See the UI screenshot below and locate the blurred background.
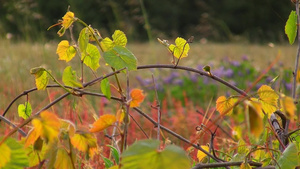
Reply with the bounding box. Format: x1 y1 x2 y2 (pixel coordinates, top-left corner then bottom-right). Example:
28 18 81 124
0 0 295 43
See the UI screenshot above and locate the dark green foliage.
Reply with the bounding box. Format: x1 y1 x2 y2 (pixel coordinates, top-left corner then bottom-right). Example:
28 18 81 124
0 0 294 42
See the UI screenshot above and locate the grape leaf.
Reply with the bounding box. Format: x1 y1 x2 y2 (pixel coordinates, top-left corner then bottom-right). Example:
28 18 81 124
103 45 137 71
54 148 75 169
285 11 297 45
130 89 145 107
18 102 32 119
2 138 29 169
280 95 296 120
25 111 61 146
62 66 83 88
78 27 89 53
101 78 111 99
70 132 97 157
277 143 300 169
89 114 116 133
121 139 191 169
30 67 49 90
216 96 237 115
56 40 76 62
247 101 264 138
0 143 11 168
107 145 120 164
81 43 101 71
197 145 209 162
57 11 75 37
257 85 278 117
100 30 127 52
168 37 190 59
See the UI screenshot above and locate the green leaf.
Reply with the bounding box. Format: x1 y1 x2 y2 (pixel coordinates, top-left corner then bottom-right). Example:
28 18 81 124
81 43 101 71
277 143 300 169
18 102 32 119
121 140 191 169
285 11 297 45
30 67 49 90
101 78 111 100
78 27 89 52
102 156 114 168
103 46 137 71
107 145 120 164
62 66 83 88
3 138 29 169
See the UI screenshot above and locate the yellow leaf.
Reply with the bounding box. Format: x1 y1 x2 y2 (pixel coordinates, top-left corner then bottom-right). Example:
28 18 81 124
240 162 252 169
100 30 127 52
109 165 119 169
60 119 76 137
130 89 145 108
168 37 190 59
280 95 296 120
247 101 264 138
257 85 279 117
89 114 116 133
216 96 237 115
62 11 75 29
0 143 11 168
56 40 76 62
70 132 97 157
116 108 125 124
26 111 61 145
34 69 49 90
54 148 74 169
197 145 209 162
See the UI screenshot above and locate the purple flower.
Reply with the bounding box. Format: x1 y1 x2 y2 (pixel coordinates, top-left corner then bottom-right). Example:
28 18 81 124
163 72 179 84
230 61 240 67
285 83 292 91
242 55 249 61
224 69 234 78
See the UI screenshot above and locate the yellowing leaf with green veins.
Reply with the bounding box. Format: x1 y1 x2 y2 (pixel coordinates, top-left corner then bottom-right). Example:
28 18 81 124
62 11 75 29
257 85 278 117
168 37 190 59
197 145 209 162
89 114 116 132
26 111 61 145
280 95 296 120
81 43 101 71
130 89 145 107
100 30 127 52
216 96 237 115
30 68 49 90
18 102 32 119
62 66 83 88
0 143 11 168
2 138 29 169
54 148 75 169
56 40 76 62
71 132 97 157
78 27 89 53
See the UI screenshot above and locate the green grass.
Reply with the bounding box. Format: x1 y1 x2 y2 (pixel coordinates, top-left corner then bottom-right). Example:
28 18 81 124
0 38 297 117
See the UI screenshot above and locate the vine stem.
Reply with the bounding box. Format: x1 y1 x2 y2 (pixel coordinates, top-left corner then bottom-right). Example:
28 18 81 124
292 1 300 101
151 74 161 142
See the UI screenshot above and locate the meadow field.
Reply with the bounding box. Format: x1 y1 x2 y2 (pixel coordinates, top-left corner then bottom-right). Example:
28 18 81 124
0 38 297 115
